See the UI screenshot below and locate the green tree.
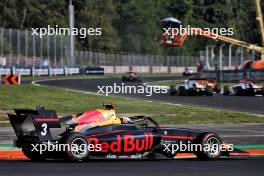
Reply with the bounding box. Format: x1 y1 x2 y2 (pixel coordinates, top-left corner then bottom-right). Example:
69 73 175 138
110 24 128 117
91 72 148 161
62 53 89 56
74 0 120 51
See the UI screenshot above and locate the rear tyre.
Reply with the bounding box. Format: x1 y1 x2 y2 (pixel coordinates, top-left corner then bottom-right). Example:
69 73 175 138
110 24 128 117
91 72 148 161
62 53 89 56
22 143 46 161
205 87 213 96
137 76 142 82
178 86 186 96
223 85 230 96
64 132 89 161
169 85 177 95
195 133 222 160
122 76 127 82
234 86 242 96
215 84 221 93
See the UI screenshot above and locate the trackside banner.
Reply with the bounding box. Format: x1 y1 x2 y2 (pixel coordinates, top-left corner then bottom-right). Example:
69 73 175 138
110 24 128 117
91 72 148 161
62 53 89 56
50 68 64 75
0 67 11 75
65 67 80 75
85 67 104 75
15 68 32 75
33 68 49 76
0 66 104 76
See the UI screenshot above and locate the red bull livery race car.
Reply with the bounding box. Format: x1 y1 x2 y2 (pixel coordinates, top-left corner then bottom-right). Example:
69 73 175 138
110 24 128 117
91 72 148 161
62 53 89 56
8 104 247 161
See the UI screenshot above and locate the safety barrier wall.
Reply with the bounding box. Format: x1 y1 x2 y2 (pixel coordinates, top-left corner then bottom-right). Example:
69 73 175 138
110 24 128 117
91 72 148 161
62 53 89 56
102 66 196 74
1 65 199 75
203 69 264 82
0 67 81 76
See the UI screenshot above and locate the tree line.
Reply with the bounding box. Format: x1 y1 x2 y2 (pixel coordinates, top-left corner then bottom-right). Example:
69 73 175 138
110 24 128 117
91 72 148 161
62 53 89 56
0 0 263 56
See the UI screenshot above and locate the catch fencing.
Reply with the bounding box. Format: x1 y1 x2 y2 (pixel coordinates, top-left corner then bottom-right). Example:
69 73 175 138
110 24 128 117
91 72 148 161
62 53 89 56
0 28 256 72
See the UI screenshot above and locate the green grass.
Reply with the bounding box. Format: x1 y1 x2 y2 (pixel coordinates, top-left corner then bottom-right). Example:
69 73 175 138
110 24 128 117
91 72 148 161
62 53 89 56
0 84 263 125
22 73 179 81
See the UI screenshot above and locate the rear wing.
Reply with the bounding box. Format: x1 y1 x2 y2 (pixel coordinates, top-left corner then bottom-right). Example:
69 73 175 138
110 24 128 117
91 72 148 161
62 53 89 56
8 106 61 142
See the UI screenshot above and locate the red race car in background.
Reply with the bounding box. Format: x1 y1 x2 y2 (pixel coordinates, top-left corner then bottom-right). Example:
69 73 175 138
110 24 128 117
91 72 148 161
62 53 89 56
122 72 142 82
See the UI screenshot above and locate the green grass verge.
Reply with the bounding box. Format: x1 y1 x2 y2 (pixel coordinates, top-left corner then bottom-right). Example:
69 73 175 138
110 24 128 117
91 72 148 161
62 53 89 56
0 84 263 125
21 73 178 81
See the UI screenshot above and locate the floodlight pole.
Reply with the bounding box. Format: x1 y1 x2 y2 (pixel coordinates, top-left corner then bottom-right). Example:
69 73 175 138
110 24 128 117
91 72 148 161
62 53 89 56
69 0 75 66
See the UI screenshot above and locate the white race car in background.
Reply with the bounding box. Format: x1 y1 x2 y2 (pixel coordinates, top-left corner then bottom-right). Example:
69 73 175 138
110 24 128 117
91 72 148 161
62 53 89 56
223 80 264 96
170 79 213 96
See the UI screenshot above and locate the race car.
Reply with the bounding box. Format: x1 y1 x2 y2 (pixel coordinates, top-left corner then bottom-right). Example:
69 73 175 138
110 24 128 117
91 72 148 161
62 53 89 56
122 72 142 82
190 77 221 93
182 67 195 76
8 104 246 161
169 79 213 96
223 80 264 96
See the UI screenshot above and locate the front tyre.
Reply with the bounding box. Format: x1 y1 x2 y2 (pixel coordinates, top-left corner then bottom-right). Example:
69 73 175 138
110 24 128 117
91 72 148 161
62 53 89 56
122 76 127 82
169 85 177 95
137 76 142 82
234 86 242 96
178 86 186 96
195 133 222 160
64 132 89 161
215 84 221 93
223 85 230 96
205 87 213 96
261 87 264 97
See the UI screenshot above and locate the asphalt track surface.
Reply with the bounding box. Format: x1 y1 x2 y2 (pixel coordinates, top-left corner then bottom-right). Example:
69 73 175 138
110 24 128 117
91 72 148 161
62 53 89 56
1 77 264 176
0 124 263 176
36 76 264 115
0 158 263 176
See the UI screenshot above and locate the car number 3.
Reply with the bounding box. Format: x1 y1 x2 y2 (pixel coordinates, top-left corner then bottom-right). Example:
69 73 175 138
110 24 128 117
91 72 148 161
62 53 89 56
41 123 48 136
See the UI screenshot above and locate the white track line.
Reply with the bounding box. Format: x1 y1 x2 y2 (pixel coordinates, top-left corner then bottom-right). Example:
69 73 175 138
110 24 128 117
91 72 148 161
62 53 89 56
222 134 264 138
32 78 264 116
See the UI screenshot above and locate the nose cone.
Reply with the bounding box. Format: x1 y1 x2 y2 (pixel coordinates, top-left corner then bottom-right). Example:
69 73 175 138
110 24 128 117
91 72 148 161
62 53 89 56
161 17 182 24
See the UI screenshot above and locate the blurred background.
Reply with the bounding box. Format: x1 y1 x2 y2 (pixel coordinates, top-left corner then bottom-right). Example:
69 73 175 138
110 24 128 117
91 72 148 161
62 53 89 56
0 0 263 69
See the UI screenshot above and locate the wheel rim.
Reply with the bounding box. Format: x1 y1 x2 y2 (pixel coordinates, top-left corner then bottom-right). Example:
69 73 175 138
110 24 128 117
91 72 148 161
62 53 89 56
204 137 221 157
70 138 88 158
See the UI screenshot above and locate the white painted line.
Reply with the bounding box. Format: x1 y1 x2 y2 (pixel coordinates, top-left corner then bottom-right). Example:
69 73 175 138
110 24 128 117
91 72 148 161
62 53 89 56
32 79 186 108
0 121 10 123
32 80 109 97
161 102 183 106
222 134 264 138
32 78 264 117
249 113 264 117
143 81 169 89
